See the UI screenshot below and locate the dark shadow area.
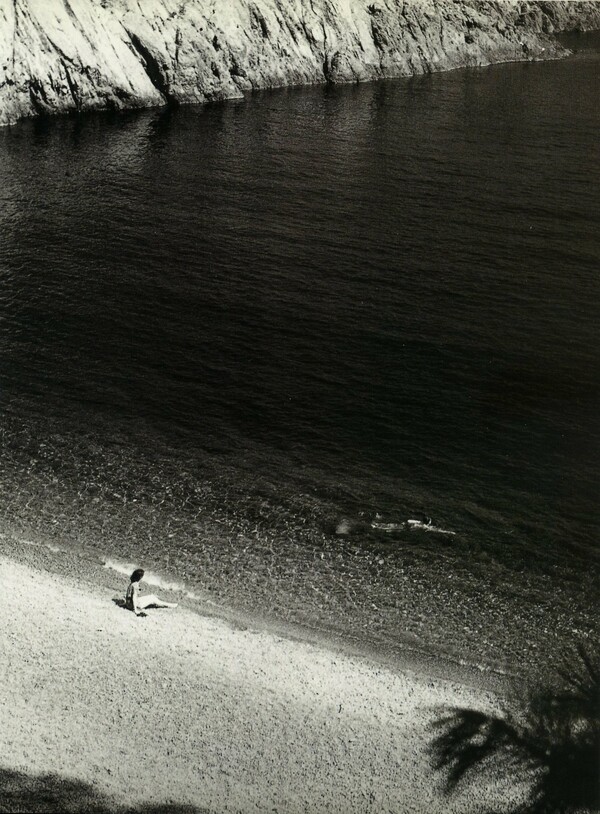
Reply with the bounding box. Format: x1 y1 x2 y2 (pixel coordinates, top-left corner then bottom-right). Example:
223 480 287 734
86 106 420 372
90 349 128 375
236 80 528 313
0 766 212 813
428 647 600 814
111 597 147 617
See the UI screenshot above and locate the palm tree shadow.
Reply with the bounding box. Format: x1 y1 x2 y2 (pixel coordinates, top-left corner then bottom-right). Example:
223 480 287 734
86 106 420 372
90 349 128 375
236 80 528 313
0 767 213 813
427 646 600 814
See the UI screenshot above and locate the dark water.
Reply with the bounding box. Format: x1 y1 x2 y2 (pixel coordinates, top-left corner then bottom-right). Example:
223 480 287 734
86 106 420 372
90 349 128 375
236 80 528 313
0 43 598 676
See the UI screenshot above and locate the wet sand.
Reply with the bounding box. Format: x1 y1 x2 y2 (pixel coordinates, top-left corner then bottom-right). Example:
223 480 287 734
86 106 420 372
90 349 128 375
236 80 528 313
0 542 522 813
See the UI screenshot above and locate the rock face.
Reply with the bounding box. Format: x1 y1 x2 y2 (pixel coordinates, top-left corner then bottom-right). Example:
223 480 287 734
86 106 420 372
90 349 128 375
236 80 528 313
1 1 599 127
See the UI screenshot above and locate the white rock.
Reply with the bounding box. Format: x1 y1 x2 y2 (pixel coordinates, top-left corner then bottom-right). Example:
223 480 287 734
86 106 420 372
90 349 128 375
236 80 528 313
1 0 600 126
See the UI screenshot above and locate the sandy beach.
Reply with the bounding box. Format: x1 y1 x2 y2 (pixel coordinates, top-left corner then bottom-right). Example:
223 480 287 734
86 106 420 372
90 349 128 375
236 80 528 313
0 540 524 814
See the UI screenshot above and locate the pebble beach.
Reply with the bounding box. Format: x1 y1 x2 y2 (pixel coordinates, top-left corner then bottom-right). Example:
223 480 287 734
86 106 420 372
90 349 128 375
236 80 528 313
0 539 526 814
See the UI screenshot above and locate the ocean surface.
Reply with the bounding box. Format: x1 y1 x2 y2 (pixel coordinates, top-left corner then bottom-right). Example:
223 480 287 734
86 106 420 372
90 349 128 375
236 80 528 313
0 36 598 678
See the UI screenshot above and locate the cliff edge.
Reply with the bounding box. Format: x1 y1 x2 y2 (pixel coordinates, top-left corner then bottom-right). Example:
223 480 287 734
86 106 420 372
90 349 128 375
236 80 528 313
1 1 599 127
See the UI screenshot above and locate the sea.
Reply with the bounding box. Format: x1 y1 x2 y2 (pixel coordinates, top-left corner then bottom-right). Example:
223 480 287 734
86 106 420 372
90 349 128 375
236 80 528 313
0 34 598 680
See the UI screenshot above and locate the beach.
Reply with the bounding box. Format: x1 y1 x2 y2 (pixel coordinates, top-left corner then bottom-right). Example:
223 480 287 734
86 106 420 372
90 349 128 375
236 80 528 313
0 541 520 814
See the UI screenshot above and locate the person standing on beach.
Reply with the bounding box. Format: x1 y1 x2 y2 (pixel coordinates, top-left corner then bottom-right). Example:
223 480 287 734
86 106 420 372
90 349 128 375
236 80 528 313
125 569 178 616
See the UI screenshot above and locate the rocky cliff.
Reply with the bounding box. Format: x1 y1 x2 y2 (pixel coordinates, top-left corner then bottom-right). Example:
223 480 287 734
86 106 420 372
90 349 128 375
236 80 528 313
1 1 599 127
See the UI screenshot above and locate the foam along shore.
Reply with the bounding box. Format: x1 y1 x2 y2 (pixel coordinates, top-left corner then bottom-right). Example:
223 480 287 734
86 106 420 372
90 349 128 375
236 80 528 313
0 546 526 814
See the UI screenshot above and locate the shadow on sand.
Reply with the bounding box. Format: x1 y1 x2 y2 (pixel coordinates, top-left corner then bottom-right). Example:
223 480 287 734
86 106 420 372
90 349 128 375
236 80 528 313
0 767 212 813
112 597 147 616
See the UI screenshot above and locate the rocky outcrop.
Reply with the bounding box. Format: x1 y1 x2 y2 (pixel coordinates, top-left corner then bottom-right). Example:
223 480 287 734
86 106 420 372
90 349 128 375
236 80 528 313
1 1 599 127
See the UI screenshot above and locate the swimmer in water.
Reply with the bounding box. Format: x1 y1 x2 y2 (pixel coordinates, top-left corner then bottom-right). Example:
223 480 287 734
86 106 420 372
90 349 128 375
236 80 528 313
125 568 178 616
408 515 433 527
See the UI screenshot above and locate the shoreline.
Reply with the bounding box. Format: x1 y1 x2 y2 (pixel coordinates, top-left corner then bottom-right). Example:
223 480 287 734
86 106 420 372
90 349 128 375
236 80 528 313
0 540 521 813
0 47 573 133
2 1 600 128
0 531 516 697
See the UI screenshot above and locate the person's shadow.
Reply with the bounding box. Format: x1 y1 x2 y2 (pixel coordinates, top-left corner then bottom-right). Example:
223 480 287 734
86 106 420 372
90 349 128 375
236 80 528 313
0 766 211 812
112 598 147 617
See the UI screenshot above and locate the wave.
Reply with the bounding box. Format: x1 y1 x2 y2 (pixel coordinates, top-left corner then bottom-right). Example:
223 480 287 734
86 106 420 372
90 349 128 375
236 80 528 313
0 532 64 554
103 558 200 599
